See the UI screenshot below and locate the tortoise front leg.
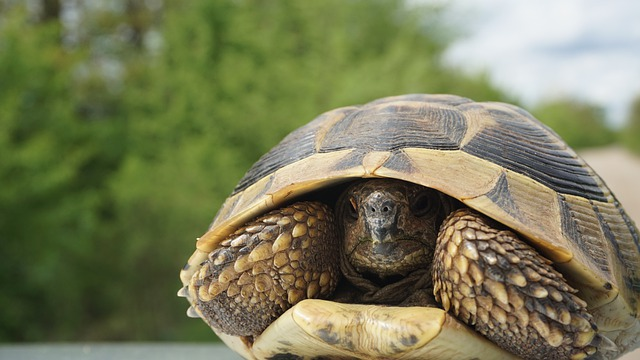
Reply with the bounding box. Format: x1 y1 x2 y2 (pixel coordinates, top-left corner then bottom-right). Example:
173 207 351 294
187 202 341 337
433 209 598 360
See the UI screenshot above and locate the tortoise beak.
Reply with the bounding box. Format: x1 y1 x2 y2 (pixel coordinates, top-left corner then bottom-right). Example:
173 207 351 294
364 191 399 244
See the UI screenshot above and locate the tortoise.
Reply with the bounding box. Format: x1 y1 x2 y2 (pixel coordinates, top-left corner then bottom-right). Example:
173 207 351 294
178 94 640 359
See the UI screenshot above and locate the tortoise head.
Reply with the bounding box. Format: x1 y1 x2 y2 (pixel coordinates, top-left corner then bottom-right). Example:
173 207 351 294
339 179 451 280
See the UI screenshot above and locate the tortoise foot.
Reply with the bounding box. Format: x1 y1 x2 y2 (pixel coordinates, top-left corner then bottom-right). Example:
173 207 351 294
187 201 340 336
433 208 599 360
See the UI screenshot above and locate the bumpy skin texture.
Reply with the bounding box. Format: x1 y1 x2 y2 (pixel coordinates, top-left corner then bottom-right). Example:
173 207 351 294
340 180 446 278
433 209 598 360
336 180 453 305
189 180 600 358
188 202 340 336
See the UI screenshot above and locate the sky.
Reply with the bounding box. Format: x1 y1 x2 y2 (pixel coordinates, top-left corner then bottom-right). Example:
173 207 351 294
438 0 640 127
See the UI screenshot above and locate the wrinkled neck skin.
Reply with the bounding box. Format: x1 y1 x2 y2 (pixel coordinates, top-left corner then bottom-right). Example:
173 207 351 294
335 179 458 304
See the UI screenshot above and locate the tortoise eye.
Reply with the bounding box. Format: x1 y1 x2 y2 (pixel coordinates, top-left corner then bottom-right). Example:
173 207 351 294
411 191 435 217
347 197 359 220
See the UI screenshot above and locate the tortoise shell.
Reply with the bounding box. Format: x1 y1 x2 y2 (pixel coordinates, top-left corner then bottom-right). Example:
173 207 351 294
180 94 640 358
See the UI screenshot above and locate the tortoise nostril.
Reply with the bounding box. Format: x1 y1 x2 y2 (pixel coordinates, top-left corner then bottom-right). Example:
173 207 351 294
364 193 396 217
369 205 392 213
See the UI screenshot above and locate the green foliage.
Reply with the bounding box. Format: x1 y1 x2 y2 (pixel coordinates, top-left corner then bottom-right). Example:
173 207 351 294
531 98 616 149
0 0 534 342
621 95 640 153
0 8 125 340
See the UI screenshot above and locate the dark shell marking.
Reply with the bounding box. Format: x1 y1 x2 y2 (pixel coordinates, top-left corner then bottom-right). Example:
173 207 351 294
234 95 603 202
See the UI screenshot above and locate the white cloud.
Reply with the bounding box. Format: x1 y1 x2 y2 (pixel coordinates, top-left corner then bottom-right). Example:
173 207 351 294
441 0 640 126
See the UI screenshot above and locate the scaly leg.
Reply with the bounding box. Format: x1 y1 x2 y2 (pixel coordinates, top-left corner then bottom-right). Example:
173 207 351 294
433 209 598 360
188 202 341 337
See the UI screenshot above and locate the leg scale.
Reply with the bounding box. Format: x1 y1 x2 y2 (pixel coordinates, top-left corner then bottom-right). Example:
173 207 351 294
188 201 340 337
433 209 598 360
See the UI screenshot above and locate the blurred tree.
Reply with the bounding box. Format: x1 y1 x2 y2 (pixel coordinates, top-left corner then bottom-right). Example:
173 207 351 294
40 0 61 23
0 7 107 341
621 95 640 153
0 1 155 341
531 98 616 149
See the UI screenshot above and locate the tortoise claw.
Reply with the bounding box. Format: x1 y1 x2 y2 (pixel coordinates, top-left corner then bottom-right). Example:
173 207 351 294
177 286 189 298
186 306 201 319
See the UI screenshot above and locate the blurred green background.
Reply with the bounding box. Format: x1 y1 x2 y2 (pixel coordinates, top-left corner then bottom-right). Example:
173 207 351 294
1 0 639 343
